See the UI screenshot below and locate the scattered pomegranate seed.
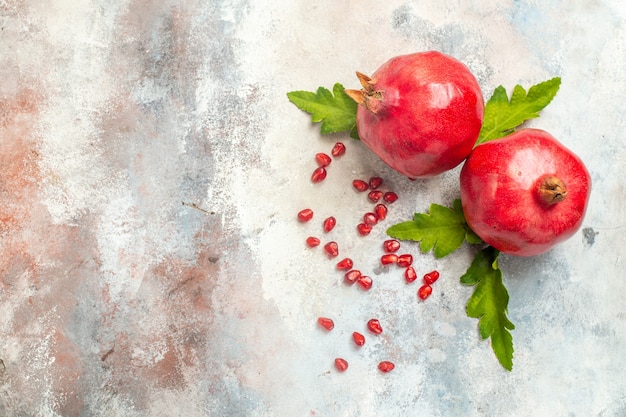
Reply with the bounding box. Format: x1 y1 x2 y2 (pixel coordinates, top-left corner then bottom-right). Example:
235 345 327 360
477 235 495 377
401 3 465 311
352 179 369 192
352 331 366 346
378 361 395 372
380 254 398 265
368 190 383 202
417 284 433 300
336 258 353 270
404 266 417 283
369 176 383 189
317 317 334 331
374 204 388 220
423 270 440 285
363 212 378 226
315 153 332 167
344 269 362 284
383 191 399 203
367 319 383 334
306 236 321 247
311 167 327 183
323 241 339 258
323 216 336 232
397 254 413 267
383 239 400 253
334 358 349 372
357 223 372 236
331 142 346 157
356 275 372 290
298 208 314 222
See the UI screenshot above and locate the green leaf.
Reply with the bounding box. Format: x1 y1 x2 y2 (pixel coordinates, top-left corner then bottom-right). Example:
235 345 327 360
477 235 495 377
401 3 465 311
476 77 561 145
386 199 482 258
287 83 359 138
461 247 515 371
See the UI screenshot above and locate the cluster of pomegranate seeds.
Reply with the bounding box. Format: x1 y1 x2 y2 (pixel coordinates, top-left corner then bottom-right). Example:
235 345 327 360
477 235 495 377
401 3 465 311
309 142 345 183
418 270 441 300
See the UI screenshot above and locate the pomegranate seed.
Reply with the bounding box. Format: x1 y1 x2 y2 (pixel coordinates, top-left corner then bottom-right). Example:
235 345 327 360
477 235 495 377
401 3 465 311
336 258 354 271
315 152 332 167
298 208 314 222
367 319 383 334
368 190 383 202
369 176 383 189
331 141 346 157
344 269 362 284
317 317 334 331
418 284 433 300
352 331 366 346
306 236 321 247
323 241 339 258
357 223 372 236
380 254 398 265
323 216 336 233
334 358 349 372
397 254 413 267
423 270 440 285
363 212 378 226
357 275 372 290
374 204 388 220
311 167 327 183
352 179 369 192
383 191 399 203
378 361 395 372
383 239 400 253
404 266 417 283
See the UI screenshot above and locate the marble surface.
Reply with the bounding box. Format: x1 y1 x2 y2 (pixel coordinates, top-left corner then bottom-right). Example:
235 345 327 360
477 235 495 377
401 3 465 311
1 0 625 416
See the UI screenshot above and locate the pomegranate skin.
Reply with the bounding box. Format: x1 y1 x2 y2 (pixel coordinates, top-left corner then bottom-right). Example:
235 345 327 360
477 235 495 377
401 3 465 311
354 51 484 178
460 128 591 256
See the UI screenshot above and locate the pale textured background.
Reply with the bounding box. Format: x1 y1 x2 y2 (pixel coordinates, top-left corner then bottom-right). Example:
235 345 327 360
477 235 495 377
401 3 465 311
1 0 625 416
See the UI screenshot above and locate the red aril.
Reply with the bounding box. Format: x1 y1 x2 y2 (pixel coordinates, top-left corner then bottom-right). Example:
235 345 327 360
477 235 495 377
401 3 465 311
323 241 339 258
352 331 366 346
383 239 400 252
368 190 383 202
334 358 349 372
417 284 433 300
380 254 398 265
315 153 332 167
378 361 395 372
311 167 327 183
374 204 388 220
357 223 372 236
383 191 398 203
344 269 362 284
346 51 484 178
317 317 334 331
298 208 314 222
306 236 321 247
367 319 383 334
336 258 354 270
423 270 440 285
331 141 346 157
352 179 369 192
397 254 413 267
357 275 372 290
323 216 336 232
363 212 378 226
404 266 417 283
369 176 383 189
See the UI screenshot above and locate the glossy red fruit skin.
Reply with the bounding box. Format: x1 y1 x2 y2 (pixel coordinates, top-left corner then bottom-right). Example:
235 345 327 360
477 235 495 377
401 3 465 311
353 51 484 178
460 128 591 256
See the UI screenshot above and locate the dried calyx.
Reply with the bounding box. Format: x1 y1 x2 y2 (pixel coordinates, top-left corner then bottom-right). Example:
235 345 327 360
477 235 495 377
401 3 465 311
537 175 568 205
345 72 384 114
